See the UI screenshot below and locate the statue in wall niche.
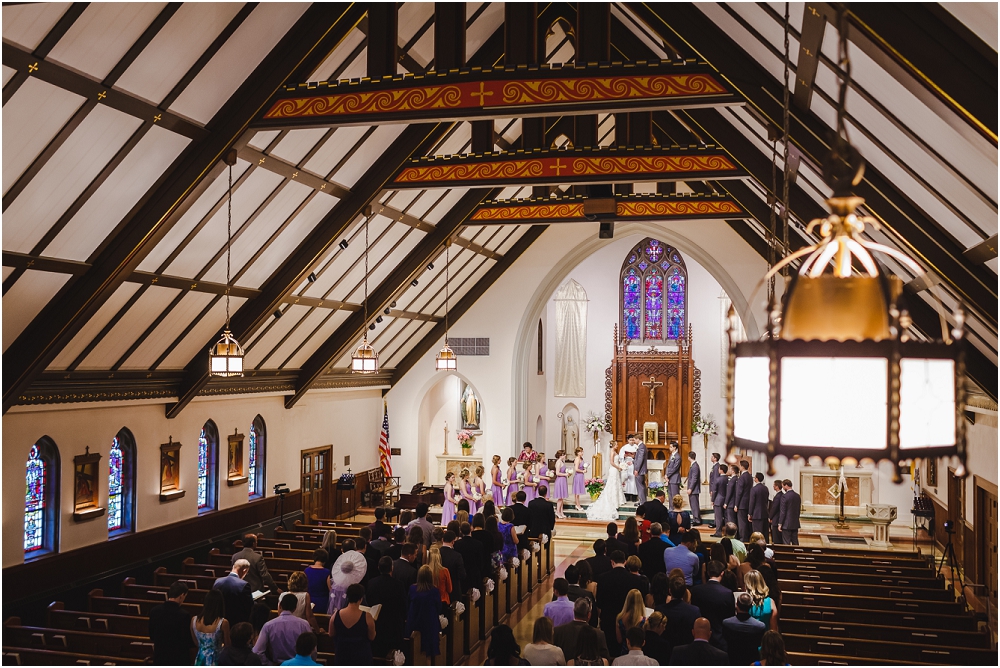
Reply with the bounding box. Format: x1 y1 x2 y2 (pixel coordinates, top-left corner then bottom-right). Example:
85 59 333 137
462 384 481 430
560 414 579 452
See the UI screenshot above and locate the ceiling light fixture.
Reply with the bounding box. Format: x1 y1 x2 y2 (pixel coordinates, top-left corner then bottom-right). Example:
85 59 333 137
351 214 378 374
725 8 966 479
209 149 244 378
436 239 457 372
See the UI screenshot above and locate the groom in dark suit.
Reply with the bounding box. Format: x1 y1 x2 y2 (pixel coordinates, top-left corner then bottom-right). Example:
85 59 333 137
666 442 681 500
633 434 648 503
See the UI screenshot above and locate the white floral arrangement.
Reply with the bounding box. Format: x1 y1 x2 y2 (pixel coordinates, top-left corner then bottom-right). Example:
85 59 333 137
501 477 509 486
521 549 530 561
453 601 466 616
470 588 481 602
541 534 549 545
531 542 541 553
499 566 508 581
439 614 448 629
584 411 607 434
485 578 495 593
692 414 719 435
511 556 520 568
516 472 525 483
391 650 405 666
473 492 482 501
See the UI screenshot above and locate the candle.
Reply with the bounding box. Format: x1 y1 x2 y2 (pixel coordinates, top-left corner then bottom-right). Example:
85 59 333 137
634 420 637 432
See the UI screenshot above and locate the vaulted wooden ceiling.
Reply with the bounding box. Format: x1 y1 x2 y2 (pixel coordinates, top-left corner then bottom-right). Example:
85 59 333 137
3 2 996 415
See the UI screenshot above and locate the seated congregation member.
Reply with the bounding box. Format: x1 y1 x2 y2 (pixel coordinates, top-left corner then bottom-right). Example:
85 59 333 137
665 495 691 544
148 581 195 665
232 534 277 595
659 576 699 648
722 593 766 665
637 523 668 578
614 589 647 655
744 569 780 631
611 626 658 666
567 624 609 666
356 527 379 587
618 517 642 556
644 489 670 526
428 545 453 605
405 565 442 661
408 502 435 546
328 584 375 665
634 507 651 542
498 507 521 562
218 622 262 666
485 624 529 666
280 632 321 666
641 612 672 666
278 572 321 632
623 556 650 606
605 523 628 558
254 594 311 665
523 616 567 666
249 602 271 645
455 522 484 592
585 539 613 579
305 550 331 613
439 530 467 594
741 543 780 599
724 522 747 562
553 599 609 662
596 551 646 657
320 531 341 569
689 561 734 649
366 556 407 658
662 530 700 585
369 506 392 540
565 563 596 607
754 630 788 666
392 542 419 589
668 618 728 666
511 491 531 536
386 527 406 560
528 485 557 537
546 578 577 627
213 558 253 625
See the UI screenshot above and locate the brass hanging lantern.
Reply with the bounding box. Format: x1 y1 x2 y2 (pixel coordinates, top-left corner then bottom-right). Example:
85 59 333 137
435 239 457 371
209 149 244 378
351 213 379 374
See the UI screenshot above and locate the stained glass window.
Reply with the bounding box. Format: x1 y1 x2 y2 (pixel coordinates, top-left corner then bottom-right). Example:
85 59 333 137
24 445 45 552
108 438 123 531
620 238 687 343
248 416 265 500
198 428 209 509
198 422 218 513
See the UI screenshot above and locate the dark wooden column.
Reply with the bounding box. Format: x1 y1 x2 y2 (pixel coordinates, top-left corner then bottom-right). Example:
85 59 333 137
506 2 543 196
367 3 398 78
574 2 610 148
434 2 466 69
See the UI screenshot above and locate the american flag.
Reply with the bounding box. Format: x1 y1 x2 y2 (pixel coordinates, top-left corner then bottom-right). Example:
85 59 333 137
379 401 392 478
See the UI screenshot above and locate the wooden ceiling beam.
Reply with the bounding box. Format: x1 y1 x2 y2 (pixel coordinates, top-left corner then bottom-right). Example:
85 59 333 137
2 1 89 105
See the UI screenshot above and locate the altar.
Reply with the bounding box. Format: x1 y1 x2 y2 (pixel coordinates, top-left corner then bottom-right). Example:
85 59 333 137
435 453 483 484
800 466 874 516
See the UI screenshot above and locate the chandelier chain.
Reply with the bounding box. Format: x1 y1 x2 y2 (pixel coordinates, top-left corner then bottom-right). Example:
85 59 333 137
363 214 369 342
225 161 232 329
835 8 852 143
445 241 450 344
781 1 791 276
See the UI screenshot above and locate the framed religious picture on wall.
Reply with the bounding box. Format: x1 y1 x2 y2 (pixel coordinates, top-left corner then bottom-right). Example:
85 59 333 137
73 447 104 521
160 438 185 501
227 429 248 486
927 458 938 488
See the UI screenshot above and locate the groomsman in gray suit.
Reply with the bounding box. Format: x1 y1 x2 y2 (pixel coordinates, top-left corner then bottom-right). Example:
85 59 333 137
633 435 648 503
665 442 681 500
708 453 721 528
686 451 702 524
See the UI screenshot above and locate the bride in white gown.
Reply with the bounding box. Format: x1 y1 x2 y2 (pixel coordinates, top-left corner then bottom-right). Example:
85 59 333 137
587 441 626 521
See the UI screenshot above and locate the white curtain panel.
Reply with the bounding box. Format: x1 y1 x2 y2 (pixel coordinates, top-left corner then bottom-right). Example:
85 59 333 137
555 280 588 397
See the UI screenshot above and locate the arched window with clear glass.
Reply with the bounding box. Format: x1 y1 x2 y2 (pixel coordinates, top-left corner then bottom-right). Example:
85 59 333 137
248 415 266 500
25 437 60 558
198 421 219 513
108 428 136 536
620 238 688 343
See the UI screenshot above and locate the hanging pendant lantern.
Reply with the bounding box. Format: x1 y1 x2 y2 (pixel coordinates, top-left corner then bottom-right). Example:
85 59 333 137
209 149 244 378
352 213 379 374
436 239 457 371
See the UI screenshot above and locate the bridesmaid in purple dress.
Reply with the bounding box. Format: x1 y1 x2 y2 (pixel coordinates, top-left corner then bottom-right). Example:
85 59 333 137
553 450 570 519
473 466 487 515
572 447 587 510
442 472 458 525
522 462 536 503
491 455 505 507
459 469 477 511
505 457 519 505
537 454 551 496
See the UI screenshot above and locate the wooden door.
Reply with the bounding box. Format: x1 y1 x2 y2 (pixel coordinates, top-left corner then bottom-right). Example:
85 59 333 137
948 468 965 564
301 447 332 522
978 485 998 604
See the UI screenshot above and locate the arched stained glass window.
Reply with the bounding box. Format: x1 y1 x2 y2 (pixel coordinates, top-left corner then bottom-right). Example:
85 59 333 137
249 415 266 500
108 428 136 536
24 437 60 558
620 238 687 344
198 421 219 513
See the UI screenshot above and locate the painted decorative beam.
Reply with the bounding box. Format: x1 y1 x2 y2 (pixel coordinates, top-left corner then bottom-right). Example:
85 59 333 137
252 59 741 129
389 145 743 189
467 193 745 224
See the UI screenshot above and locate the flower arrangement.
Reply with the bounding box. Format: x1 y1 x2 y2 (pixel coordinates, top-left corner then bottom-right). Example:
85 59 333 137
485 578 495 593
531 541 540 553
692 414 719 435
453 601 466 616
470 588 481 602
392 650 405 666
521 549 530 561
457 429 475 449
439 614 448 629
585 478 605 498
584 411 607 434
541 534 549 545
512 556 520 568
649 481 664 491
499 566 508 581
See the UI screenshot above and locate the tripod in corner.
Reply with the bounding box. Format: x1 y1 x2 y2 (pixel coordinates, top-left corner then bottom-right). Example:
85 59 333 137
936 525 965 605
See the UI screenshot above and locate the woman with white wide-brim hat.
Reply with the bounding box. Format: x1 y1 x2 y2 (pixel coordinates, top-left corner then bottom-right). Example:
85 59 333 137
327 550 367 614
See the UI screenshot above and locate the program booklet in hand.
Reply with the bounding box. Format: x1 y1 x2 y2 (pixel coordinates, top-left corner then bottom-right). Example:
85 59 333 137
360 604 382 620
252 590 269 601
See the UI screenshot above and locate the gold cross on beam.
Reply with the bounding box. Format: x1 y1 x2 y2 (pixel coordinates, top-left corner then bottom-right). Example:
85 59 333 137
641 375 663 415
471 81 493 106
550 158 566 176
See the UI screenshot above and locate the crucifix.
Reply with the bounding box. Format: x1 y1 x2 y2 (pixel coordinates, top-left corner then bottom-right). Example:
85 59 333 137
641 375 663 415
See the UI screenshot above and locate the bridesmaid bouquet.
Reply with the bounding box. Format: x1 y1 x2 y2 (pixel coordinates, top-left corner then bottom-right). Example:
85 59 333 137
516 472 525 484
473 492 482 501
501 477 509 486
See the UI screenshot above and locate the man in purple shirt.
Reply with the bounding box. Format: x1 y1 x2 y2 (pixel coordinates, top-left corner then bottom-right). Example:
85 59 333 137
253 595 312 665
544 578 576 628
662 531 700 585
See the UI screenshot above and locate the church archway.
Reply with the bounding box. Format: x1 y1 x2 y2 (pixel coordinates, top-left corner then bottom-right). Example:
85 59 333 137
510 223 763 443
414 371 488 485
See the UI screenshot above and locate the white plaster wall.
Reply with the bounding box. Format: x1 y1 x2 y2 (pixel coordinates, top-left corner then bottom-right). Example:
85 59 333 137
922 415 998 528
3 389 383 568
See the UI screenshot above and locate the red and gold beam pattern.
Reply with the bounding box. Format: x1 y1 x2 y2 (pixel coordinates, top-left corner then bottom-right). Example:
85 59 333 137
468 194 746 225
254 60 741 129
390 145 744 189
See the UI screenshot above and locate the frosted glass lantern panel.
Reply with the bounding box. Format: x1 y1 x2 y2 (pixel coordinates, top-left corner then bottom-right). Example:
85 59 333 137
899 358 956 449
733 357 769 444
780 357 888 449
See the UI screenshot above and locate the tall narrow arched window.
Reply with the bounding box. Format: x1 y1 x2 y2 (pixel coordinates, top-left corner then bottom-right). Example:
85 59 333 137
248 415 266 500
108 428 136 536
620 238 687 343
198 421 219 513
24 437 60 558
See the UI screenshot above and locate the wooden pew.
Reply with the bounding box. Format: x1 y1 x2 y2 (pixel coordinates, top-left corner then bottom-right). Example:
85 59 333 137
786 650 937 665
152 568 214 590
3 620 153 660
783 633 997 664
779 618 993 648
777 561 937 579
781 590 965 614
781 603 980 631
778 578 955 601
47 603 148 637
1 646 146 665
771 545 926 561
778 568 942 589
88 589 200 617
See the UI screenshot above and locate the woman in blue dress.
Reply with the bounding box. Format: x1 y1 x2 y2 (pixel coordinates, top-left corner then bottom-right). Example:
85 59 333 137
497 507 520 563
191 589 229 665
405 565 443 660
